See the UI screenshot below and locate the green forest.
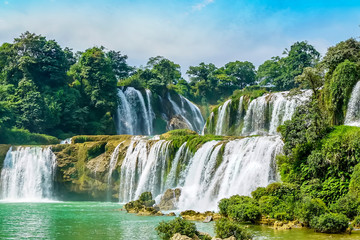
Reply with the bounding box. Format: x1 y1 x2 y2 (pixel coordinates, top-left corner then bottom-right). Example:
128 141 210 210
0 32 324 143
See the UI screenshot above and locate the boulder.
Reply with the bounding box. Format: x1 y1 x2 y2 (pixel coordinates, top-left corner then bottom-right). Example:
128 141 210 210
167 116 191 131
180 210 221 221
158 188 182 211
171 233 199 240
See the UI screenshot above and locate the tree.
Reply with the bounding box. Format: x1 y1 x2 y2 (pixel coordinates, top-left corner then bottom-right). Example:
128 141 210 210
147 56 182 85
258 41 320 90
106 50 133 79
321 38 360 74
295 67 324 99
222 61 256 88
71 47 118 112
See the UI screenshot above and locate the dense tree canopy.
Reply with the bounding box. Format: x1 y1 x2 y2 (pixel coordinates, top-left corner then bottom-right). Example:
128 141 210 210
257 41 320 90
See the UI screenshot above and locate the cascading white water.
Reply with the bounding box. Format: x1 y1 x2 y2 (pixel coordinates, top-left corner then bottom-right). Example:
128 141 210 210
215 99 232 135
167 93 205 133
115 87 153 135
181 96 205 132
146 89 156 130
107 142 124 185
177 136 283 212
210 90 311 136
345 81 360 126
116 87 205 135
115 88 135 135
0 147 57 201
164 142 188 190
117 135 283 211
242 91 311 135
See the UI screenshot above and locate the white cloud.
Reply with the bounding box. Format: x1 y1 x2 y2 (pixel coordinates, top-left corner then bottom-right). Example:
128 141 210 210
192 0 214 11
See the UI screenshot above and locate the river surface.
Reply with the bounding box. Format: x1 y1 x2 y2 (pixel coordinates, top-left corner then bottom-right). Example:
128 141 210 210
0 201 359 240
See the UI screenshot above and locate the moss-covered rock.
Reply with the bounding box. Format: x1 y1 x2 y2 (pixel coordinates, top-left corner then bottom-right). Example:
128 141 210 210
0 144 11 168
158 188 182 211
52 135 132 201
124 192 163 216
180 210 221 221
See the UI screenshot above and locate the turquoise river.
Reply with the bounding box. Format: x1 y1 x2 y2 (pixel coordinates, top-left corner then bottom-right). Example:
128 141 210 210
0 201 360 240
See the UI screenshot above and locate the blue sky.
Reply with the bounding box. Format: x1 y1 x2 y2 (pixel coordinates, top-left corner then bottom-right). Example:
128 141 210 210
0 0 359 76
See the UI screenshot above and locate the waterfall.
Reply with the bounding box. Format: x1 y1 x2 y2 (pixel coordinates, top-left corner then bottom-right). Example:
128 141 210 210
115 88 135 135
164 142 188 190
167 93 205 133
177 136 283 211
215 99 232 135
117 136 283 211
181 96 205 132
345 81 360 126
0 147 57 202
107 142 124 184
116 87 205 135
115 87 153 135
146 89 156 130
207 90 311 136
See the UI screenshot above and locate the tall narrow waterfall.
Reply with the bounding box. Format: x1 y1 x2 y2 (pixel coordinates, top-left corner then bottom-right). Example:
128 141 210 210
215 99 232 135
0 147 57 201
345 81 360 126
117 136 283 211
115 87 153 135
206 90 311 136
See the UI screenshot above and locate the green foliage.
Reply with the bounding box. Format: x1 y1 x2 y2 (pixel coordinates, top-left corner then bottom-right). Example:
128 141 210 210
258 41 320 90
310 213 349 233
87 141 106 159
139 192 153 203
325 60 360 124
219 195 260 222
321 38 360 74
349 163 360 196
352 216 360 228
155 217 198 240
215 218 252 240
228 202 261 223
251 187 266 201
124 191 156 212
0 128 59 145
0 32 134 142
330 193 360 219
295 197 328 224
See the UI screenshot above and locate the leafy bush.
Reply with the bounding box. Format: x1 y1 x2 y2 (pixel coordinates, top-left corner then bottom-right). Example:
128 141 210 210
138 192 155 207
228 202 261 223
295 197 328 224
251 187 266 201
352 216 360 228
0 128 59 145
219 195 255 217
156 217 198 240
349 163 360 196
258 195 295 221
215 218 252 240
310 213 349 233
330 193 360 219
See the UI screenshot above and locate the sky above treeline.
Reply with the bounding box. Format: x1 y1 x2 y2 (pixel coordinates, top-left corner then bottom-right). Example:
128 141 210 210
0 0 359 76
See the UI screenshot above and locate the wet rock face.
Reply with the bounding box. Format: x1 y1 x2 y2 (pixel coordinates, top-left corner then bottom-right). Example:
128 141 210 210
157 188 182 211
167 116 191 131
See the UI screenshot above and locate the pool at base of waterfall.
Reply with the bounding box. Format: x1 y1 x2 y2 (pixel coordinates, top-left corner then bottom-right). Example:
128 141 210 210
0 201 359 240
